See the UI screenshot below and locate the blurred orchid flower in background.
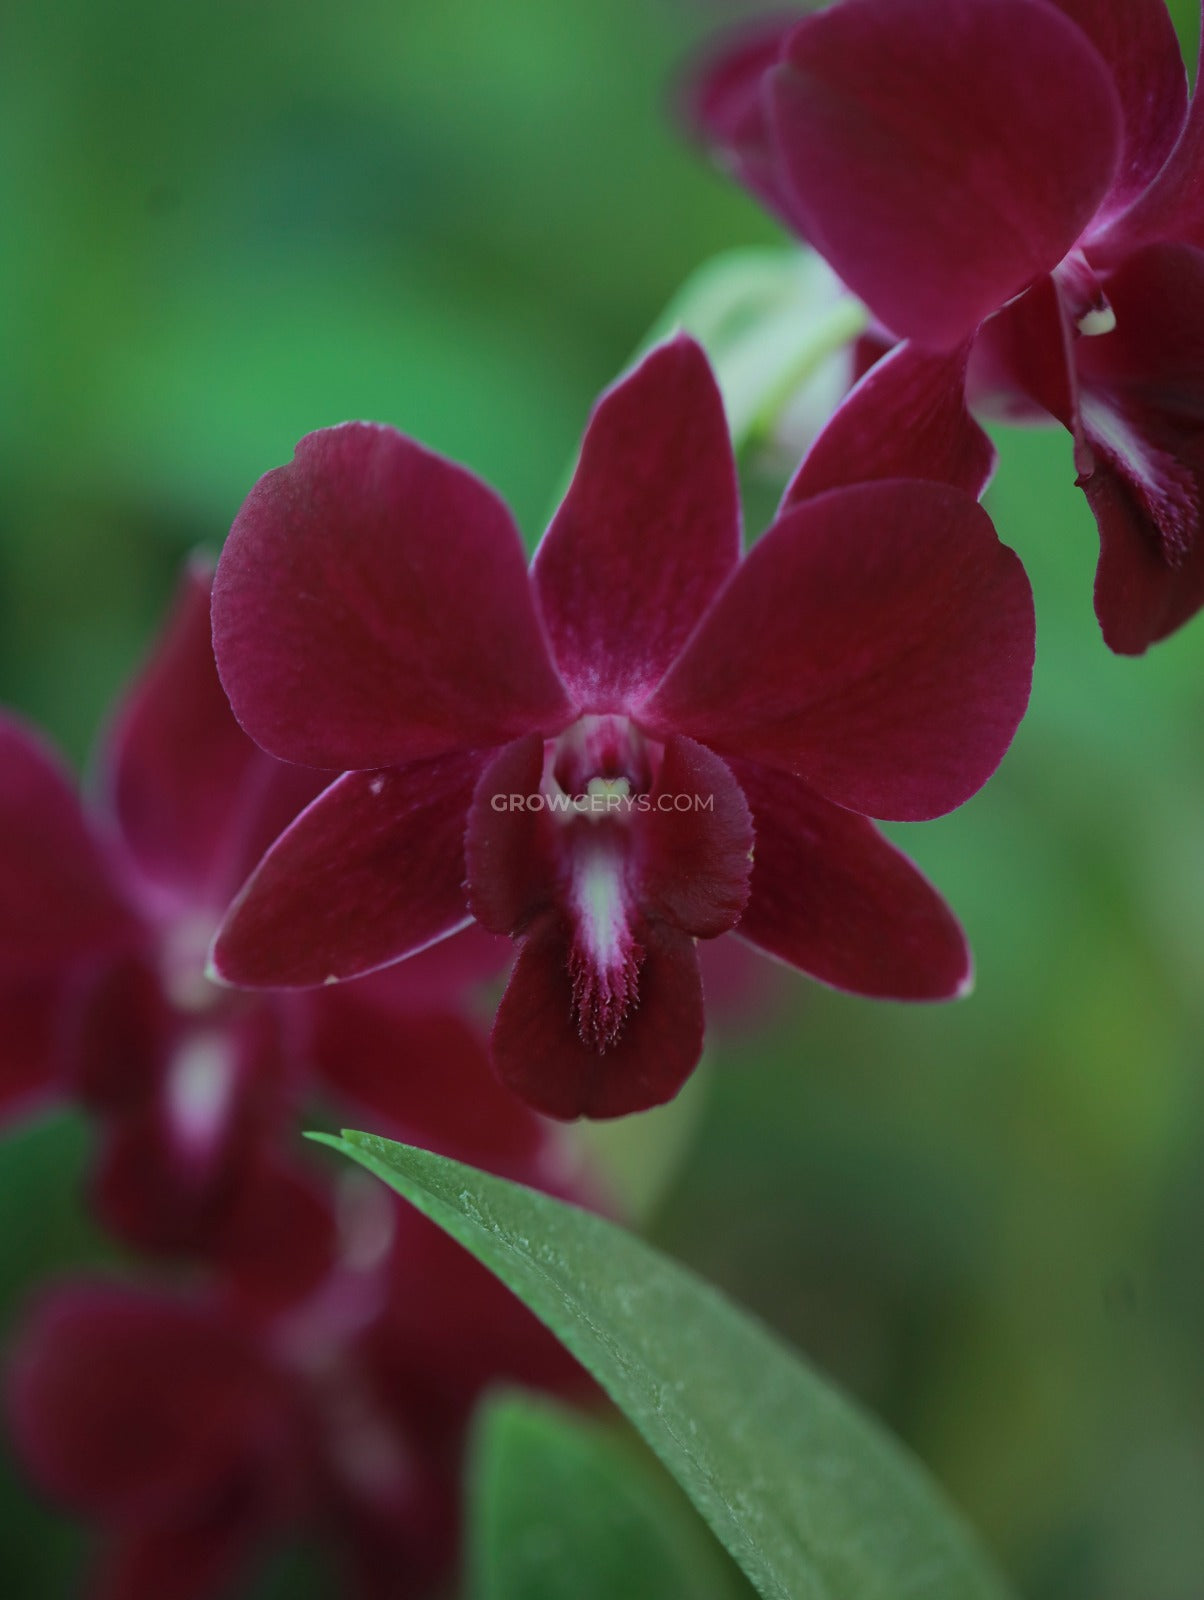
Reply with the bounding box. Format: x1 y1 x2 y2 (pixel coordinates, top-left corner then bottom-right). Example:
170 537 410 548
0 563 584 1293
686 0 1204 652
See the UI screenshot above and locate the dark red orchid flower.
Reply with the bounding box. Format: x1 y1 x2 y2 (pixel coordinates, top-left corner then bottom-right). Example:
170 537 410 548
0 563 546 1293
211 334 1034 1120
686 0 1204 653
5 1198 589 1600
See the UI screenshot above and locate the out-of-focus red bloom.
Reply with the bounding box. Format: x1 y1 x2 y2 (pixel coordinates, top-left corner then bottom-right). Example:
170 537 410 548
686 0 1204 653
0 562 544 1296
211 334 1034 1120
5 1191 589 1600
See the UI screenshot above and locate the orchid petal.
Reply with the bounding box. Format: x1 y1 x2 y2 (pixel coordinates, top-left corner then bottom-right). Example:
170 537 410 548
680 12 807 231
93 1126 335 1317
1075 242 1204 651
532 337 741 709
67 954 172 1113
213 423 571 770
88 1009 294 1259
1090 36 1203 259
370 1205 594 1412
637 736 752 938
93 1514 268 1600
489 913 704 1120
100 560 321 909
783 340 995 507
967 273 1077 425
306 995 548 1177
211 752 482 988
644 480 1035 821
464 735 556 937
0 976 67 1124
338 924 508 1008
734 760 970 999
1087 463 1204 653
207 1156 339 1316
5 1285 295 1522
769 0 1122 347
1037 244 1204 653
698 937 790 1029
974 248 1204 654
0 715 138 973
1049 0 1187 227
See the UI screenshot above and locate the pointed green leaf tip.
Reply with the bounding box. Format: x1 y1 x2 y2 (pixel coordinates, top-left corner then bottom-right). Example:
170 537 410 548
310 1130 1018 1600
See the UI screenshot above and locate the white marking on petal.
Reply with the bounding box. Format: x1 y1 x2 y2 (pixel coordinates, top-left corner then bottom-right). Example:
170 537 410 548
369 776 384 796
1078 392 1195 563
1080 394 1153 479
568 843 642 1050
167 1031 236 1155
573 849 628 973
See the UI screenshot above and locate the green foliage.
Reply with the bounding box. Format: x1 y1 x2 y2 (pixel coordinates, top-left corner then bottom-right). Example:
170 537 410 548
468 1394 753 1600
316 1132 1018 1600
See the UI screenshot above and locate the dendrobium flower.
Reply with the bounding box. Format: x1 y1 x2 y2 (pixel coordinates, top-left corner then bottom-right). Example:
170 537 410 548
211 334 1034 1119
0 563 541 1287
6 1195 589 1600
686 0 1204 652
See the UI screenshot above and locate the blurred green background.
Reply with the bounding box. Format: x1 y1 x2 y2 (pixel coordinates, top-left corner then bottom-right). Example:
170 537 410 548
2 0 1203 1595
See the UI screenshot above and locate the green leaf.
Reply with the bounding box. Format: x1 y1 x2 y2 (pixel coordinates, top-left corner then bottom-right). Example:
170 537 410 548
312 1132 1018 1600
469 1394 753 1600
